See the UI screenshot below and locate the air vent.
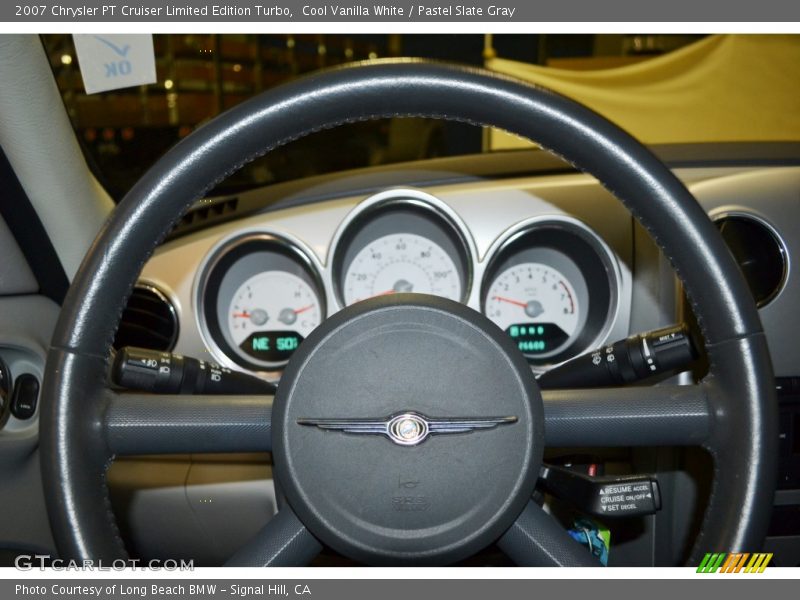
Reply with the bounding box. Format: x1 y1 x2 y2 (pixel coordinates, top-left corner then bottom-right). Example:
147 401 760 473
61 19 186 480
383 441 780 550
169 197 239 237
113 284 178 351
714 213 788 308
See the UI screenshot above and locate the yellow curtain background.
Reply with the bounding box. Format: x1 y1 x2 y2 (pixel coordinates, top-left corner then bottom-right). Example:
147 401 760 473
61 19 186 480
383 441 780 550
486 34 800 149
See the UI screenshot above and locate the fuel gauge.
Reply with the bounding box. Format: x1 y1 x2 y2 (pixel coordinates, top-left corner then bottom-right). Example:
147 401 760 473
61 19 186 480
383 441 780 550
199 234 326 372
227 270 322 365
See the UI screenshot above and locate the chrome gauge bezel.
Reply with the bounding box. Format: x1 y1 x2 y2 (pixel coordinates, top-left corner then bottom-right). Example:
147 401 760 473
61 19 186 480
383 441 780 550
480 215 623 367
195 231 327 374
327 189 478 310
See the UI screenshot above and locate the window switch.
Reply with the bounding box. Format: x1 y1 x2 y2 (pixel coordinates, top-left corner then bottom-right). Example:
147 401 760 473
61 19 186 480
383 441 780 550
11 374 38 420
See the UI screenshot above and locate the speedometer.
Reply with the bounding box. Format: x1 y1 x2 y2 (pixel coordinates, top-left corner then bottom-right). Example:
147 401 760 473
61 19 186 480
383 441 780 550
485 262 581 357
331 191 474 309
342 233 462 305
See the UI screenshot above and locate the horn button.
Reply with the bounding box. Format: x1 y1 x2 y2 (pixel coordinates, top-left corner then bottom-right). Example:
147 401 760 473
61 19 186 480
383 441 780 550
272 295 543 565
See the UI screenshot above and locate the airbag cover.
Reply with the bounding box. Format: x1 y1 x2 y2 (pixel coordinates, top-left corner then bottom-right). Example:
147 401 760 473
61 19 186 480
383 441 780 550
272 294 543 565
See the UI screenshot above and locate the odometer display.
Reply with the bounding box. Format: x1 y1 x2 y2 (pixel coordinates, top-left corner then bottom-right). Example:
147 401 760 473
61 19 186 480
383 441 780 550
239 330 304 363
506 323 569 355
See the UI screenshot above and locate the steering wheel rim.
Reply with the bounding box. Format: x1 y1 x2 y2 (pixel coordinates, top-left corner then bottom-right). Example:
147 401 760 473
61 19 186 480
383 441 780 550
40 60 777 566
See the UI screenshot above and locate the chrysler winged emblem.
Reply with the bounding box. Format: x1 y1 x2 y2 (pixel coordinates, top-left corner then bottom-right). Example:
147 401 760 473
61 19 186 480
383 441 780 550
297 411 517 446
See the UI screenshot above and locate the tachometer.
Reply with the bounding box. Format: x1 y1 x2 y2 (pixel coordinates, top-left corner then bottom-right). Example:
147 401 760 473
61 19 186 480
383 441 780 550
481 217 621 366
342 233 462 305
227 271 322 365
485 262 580 357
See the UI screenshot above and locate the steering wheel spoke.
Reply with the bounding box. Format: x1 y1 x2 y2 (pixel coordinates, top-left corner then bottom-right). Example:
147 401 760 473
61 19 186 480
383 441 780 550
104 390 272 455
225 506 323 567
542 383 711 448
497 501 600 567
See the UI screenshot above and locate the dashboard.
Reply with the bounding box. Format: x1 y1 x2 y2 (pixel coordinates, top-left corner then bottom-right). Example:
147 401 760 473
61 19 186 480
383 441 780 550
139 179 636 380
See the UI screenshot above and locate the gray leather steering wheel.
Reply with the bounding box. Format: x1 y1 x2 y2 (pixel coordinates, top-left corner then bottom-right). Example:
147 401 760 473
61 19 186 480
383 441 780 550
40 60 777 566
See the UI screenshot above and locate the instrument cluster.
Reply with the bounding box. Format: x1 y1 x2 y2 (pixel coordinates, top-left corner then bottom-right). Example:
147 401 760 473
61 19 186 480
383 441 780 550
194 189 623 375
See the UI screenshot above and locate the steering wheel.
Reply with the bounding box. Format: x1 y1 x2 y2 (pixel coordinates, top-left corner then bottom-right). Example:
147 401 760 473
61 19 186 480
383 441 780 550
40 61 777 567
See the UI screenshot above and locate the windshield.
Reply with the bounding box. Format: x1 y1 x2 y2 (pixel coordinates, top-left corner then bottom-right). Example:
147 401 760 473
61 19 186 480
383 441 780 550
44 34 712 200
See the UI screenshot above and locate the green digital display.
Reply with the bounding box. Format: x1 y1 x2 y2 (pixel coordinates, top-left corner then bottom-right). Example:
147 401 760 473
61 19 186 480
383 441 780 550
506 323 569 355
239 330 304 362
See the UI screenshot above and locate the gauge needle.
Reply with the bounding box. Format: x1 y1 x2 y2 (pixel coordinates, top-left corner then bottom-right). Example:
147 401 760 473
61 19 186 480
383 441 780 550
293 304 315 314
371 281 414 298
352 289 395 303
492 296 528 308
232 311 251 318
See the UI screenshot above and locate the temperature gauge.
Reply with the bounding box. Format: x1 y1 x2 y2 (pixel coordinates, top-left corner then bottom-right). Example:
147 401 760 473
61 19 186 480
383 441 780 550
227 270 322 366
